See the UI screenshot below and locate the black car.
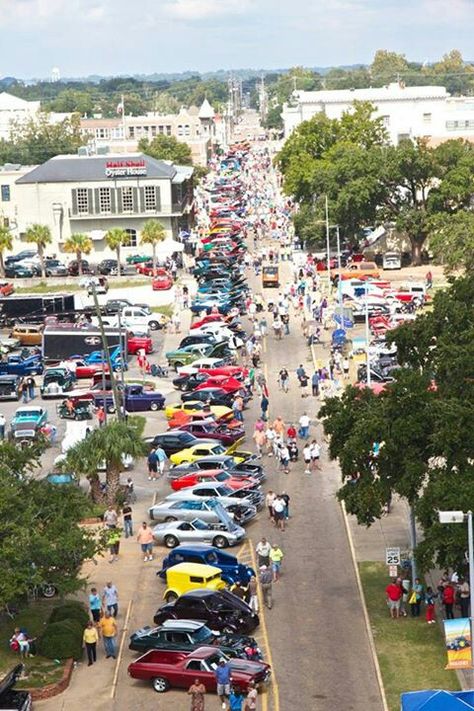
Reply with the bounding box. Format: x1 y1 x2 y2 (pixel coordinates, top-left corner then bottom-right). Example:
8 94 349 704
0 375 21 401
144 431 216 456
153 589 259 634
172 372 210 391
178 334 217 350
0 665 32 710
169 455 265 481
68 260 91 276
97 259 121 275
181 388 234 407
4 264 34 279
5 251 36 266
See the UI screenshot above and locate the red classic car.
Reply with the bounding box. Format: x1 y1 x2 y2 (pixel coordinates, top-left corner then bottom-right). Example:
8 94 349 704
135 261 155 276
0 281 14 296
65 358 110 379
127 647 270 694
176 419 245 447
191 314 227 329
128 334 153 355
152 270 173 290
196 366 248 380
170 468 256 492
195 375 247 394
167 410 241 430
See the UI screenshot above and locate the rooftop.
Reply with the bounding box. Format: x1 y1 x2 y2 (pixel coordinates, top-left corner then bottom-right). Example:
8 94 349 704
294 83 449 104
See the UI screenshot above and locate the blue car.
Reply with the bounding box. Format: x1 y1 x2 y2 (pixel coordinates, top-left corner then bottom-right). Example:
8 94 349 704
157 544 255 586
191 300 233 315
83 346 126 370
0 354 43 376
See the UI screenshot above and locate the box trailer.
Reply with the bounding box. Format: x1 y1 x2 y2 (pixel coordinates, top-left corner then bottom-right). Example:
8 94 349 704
42 324 128 362
0 294 76 326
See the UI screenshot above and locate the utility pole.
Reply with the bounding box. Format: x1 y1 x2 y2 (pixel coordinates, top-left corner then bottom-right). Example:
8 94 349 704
325 195 331 287
90 282 123 420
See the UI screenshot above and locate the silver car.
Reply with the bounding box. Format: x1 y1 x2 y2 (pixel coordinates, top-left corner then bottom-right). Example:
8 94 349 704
166 483 264 511
152 517 246 549
149 497 256 525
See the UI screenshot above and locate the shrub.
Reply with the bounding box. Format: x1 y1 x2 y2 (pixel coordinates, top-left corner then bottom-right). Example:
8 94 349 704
38 619 84 661
49 602 89 628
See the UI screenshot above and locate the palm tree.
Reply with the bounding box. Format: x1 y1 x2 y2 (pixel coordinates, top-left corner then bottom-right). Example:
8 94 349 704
24 223 52 278
105 228 126 277
0 225 12 277
63 233 93 275
141 219 166 273
62 419 146 505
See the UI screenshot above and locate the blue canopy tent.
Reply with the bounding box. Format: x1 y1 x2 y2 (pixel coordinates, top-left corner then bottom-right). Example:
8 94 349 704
401 690 474 711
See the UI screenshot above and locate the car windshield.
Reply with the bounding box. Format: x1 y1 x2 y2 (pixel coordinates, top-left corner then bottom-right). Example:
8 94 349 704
215 472 230 482
213 445 226 455
192 518 209 530
207 653 226 670
216 485 233 496
193 626 213 643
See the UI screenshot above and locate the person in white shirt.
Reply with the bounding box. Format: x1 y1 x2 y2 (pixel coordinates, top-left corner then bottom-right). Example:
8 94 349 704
303 444 312 474
299 413 310 439
310 440 321 470
265 491 276 521
256 537 271 567
272 496 286 531
265 426 276 456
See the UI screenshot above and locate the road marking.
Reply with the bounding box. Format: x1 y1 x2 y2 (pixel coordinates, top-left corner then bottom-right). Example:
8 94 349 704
248 538 280 711
110 598 133 699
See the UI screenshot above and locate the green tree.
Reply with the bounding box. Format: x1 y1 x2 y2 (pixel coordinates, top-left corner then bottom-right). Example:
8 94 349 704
104 228 126 276
263 104 283 131
370 50 409 80
63 233 93 275
24 223 52 277
63 419 146 505
0 225 13 276
141 219 166 272
430 211 474 271
0 114 86 165
139 135 193 165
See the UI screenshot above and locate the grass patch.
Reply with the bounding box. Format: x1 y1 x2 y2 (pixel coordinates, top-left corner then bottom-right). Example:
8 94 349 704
359 562 460 711
0 598 66 688
151 304 174 317
14 277 150 295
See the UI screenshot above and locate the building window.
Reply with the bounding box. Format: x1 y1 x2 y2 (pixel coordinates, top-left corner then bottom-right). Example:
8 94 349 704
177 124 183 136
99 187 111 213
96 128 109 139
158 125 164 134
77 188 89 214
2 217 9 227
397 133 410 142
123 228 137 247
166 125 172 136
121 186 134 212
381 115 390 127
423 113 432 124
129 126 135 138
1 185 10 202
151 125 157 137
184 124 190 136
144 185 157 211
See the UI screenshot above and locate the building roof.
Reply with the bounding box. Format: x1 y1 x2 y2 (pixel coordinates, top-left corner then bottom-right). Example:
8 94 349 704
0 91 40 111
294 83 449 105
172 165 194 184
16 152 177 184
198 99 215 119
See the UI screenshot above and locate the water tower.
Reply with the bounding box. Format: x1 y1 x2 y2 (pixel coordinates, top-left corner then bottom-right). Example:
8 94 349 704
51 67 60 83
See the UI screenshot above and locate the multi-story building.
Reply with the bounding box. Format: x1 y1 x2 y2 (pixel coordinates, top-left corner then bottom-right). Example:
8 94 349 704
0 91 73 140
282 82 474 145
0 152 193 258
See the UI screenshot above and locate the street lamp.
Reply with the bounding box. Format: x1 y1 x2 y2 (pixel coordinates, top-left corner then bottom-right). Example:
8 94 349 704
438 510 474 666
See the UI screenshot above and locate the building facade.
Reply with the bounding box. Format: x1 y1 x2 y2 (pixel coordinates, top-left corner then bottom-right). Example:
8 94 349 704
282 82 474 145
0 153 193 258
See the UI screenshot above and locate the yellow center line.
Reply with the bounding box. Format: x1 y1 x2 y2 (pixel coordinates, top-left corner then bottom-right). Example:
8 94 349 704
110 598 133 698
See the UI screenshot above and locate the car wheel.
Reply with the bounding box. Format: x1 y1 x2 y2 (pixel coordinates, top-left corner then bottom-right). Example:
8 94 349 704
174 362 183 372
149 320 159 331
41 583 57 598
152 677 170 693
107 404 116 414
150 401 159 411
165 591 178 603
164 535 179 548
213 535 228 549
164 516 177 522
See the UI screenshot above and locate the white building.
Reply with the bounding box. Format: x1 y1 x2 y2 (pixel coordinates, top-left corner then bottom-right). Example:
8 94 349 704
0 92 41 140
0 152 194 258
282 82 474 145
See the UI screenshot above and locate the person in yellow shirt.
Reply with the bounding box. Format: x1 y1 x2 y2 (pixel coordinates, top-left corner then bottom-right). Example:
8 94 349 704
99 611 118 659
269 544 284 582
83 621 99 666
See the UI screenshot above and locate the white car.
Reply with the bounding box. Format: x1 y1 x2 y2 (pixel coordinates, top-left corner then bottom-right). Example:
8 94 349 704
177 357 227 376
99 307 166 332
189 325 243 349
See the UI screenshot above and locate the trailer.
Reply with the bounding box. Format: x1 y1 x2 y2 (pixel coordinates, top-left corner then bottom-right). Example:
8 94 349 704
42 324 128 362
0 293 77 326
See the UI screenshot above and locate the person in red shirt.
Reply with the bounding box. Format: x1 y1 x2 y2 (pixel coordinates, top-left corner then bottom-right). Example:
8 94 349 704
443 582 455 619
287 424 297 440
385 578 403 619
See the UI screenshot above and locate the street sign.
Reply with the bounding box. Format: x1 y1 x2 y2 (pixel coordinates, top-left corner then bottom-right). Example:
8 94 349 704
389 565 398 577
385 547 401 566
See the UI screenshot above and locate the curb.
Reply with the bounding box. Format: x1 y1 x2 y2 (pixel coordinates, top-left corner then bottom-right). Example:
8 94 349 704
28 658 74 701
341 501 389 711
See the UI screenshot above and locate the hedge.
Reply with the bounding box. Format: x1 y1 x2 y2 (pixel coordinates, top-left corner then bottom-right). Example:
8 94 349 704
49 602 89 628
38 619 84 661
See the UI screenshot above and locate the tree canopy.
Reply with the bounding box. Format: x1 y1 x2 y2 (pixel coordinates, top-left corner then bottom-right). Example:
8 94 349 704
0 115 86 165
139 135 193 165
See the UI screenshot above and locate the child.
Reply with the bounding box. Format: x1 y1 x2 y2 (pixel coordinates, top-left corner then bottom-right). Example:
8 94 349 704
425 586 437 624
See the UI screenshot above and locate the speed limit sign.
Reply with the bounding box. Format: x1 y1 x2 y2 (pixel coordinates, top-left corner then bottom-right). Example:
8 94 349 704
385 547 401 566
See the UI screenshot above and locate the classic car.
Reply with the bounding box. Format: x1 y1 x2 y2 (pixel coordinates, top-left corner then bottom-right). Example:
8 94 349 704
0 664 32 710
63 358 110 380
0 281 14 296
93 384 165 413
0 374 21 401
45 471 78 486
177 334 217 350
165 344 214 370
144 431 213 456
0 354 43 376
170 469 257 493
128 333 153 355
166 483 263 511
40 368 76 398
172 371 214 391
129 619 259 660
162 563 226 603
169 442 228 466
194 376 248 395
153 589 260 634
176 358 229 376
103 299 152 315
10 324 43 346
168 455 265 482
149 497 256 526
152 270 174 290
190 298 234 316
10 406 48 441
152 517 245 549
164 401 233 422
176 420 245 447
97 259 120 275
158 544 255 586
83 346 124 370
191 366 248 380
180 388 234 408
135 261 155 276
127 646 270 694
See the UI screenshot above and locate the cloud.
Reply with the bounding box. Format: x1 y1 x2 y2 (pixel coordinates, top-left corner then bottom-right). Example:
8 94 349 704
164 0 250 20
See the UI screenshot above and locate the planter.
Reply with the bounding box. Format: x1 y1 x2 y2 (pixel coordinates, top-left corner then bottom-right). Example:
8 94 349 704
80 517 103 525
28 658 74 701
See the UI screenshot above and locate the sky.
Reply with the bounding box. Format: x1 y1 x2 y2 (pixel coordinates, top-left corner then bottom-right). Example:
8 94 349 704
0 0 473 78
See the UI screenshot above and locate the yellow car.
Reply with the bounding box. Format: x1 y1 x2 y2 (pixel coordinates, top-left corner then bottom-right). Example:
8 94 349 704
170 442 252 465
164 401 233 421
163 562 226 603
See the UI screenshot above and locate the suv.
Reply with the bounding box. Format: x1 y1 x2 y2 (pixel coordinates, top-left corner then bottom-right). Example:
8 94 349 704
97 259 120 275
68 260 91 276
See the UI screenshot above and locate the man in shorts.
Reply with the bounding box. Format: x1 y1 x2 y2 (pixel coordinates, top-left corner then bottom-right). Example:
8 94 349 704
310 440 321 471
147 448 158 481
385 577 402 619
155 445 167 478
137 521 154 562
214 658 231 709
303 443 312 474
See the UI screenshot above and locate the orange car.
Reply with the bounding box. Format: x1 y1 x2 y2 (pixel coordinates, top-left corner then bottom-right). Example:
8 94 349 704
333 261 380 281
0 281 14 296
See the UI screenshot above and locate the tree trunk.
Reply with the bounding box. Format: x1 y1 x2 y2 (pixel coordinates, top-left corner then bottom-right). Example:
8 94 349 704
411 241 422 266
39 245 45 278
106 465 121 506
152 243 157 275
87 473 103 503
77 249 83 275
117 247 121 277
0 253 4 278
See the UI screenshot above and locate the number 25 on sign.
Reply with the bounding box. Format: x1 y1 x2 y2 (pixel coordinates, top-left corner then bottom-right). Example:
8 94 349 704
385 547 400 566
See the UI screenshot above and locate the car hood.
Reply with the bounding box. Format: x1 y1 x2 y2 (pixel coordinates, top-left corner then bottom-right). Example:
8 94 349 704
228 658 270 675
152 521 190 533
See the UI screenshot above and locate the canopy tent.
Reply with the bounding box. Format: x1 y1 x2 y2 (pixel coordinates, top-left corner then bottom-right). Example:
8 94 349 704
154 238 184 256
401 690 474 711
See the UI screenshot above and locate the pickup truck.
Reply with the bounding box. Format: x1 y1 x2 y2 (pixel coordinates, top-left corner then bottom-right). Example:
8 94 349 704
0 354 43 376
127 646 270 694
92 384 165 413
99 307 167 332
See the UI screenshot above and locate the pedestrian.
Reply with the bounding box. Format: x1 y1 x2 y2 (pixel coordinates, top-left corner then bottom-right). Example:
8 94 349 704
298 412 310 439
272 316 282 340
20 379 28 403
122 502 133 538
155 445 167 478
233 395 244 422
288 439 298 461
245 680 258 711
229 686 245 711
25 376 35 400
0 412 5 440
256 537 271 567
102 581 119 617
311 371 320 397
97 406 106 426
88 587 102 625
385 577 402 619
273 416 285 437
188 679 206 711
281 491 290 519
458 577 470 618
265 491 276 521
310 440 321 471
248 575 259 613
443 582 456 619
137 521 154 562
287 423 296 440
103 506 118 529
99 610 117 659
231 581 247 600
260 394 269 422
342 357 350 380
215 658 231 710
83 621 98 666
425 586 437 624
303 443 312 473
278 444 290 474
270 544 284 582
400 575 410 617
259 565 273 609
272 495 286 531
409 578 424 617
125 476 136 503
264 425 275 455
107 527 121 563
147 447 159 481
299 370 309 397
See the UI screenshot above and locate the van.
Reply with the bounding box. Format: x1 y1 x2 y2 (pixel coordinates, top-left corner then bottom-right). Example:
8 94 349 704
10 324 43 346
163 562 226 603
383 251 402 270
262 266 279 288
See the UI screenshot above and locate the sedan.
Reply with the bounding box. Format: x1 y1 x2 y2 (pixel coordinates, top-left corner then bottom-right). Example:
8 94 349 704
149 498 255 526
177 421 245 447
164 401 233 422
151 517 245 549
5 264 34 278
169 442 228 466
152 270 173 290
167 483 263 511
45 259 68 277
